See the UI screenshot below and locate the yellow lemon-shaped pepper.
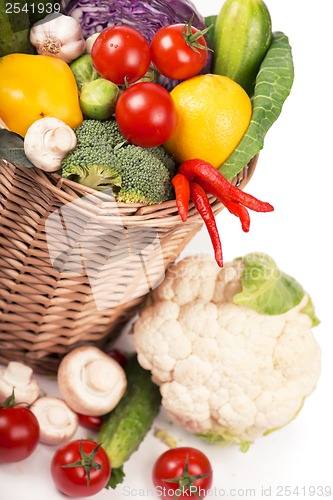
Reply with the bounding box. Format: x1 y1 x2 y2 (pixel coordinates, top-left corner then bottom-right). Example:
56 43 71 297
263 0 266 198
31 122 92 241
164 74 252 168
0 54 83 136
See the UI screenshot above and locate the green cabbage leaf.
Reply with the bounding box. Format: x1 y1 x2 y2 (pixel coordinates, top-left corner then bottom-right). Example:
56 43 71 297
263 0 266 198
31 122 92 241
0 129 34 168
233 253 320 326
219 32 294 179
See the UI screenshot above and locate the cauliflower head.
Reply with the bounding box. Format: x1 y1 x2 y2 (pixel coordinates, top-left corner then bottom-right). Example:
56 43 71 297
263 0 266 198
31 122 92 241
133 253 321 449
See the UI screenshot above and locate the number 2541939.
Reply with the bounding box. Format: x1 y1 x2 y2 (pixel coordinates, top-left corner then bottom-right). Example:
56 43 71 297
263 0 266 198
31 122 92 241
5 2 60 14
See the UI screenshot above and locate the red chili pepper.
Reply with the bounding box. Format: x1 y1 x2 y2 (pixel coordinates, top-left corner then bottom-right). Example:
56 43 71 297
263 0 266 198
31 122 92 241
172 158 274 267
198 178 251 232
189 181 223 267
220 197 251 232
172 173 190 222
178 159 274 213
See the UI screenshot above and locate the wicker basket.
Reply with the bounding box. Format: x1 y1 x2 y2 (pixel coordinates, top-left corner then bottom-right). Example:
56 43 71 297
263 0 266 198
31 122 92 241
0 121 258 373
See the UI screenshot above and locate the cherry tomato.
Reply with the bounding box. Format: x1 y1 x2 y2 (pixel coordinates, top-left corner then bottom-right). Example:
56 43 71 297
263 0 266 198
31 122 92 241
51 439 111 497
0 406 40 463
115 82 178 148
152 447 213 500
108 348 128 368
91 25 151 85
150 23 209 80
77 414 103 431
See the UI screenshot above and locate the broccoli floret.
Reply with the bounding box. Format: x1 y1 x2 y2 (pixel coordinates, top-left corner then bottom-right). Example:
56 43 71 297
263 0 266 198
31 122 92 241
75 119 125 148
62 146 122 191
148 146 177 177
113 145 174 205
61 119 176 205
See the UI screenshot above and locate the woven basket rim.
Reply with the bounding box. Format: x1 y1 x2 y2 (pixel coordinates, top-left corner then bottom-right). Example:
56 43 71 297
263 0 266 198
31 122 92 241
0 154 259 227
0 119 258 225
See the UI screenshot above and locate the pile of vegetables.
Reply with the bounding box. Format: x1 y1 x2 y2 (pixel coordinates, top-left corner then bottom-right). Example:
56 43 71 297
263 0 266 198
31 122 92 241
0 0 294 263
1 3 315 499
0 252 322 497
0 348 162 493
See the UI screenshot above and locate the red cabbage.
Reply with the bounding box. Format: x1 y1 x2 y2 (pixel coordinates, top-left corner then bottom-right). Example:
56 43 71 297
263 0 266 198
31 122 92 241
61 0 206 42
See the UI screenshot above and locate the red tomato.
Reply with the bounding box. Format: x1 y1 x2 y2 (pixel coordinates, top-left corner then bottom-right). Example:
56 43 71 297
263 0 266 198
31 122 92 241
152 447 213 500
115 82 178 148
150 23 209 80
77 414 103 431
91 25 151 85
51 439 111 497
108 348 128 368
0 406 40 463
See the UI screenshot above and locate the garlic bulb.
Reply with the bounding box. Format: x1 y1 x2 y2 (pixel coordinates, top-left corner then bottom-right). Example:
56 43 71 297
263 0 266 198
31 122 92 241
30 13 86 63
85 32 101 54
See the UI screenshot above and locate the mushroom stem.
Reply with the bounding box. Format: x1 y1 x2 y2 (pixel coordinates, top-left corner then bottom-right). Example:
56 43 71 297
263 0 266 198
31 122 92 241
30 397 79 445
45 126 77 154
85 359 119 392
57 346 127 416
47 405 70 428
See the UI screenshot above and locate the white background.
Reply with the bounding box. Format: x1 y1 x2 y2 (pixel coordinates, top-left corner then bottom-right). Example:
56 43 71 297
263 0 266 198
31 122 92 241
1 0 333 498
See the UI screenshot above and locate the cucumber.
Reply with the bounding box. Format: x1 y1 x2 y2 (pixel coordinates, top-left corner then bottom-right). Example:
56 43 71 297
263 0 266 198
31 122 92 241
0 0 34 56
213 0 272 96
98 355 161 488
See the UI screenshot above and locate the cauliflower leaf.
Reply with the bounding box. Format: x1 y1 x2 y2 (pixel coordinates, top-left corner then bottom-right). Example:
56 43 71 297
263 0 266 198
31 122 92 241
219 32 294 179
196 431 252 453
233 253 320 326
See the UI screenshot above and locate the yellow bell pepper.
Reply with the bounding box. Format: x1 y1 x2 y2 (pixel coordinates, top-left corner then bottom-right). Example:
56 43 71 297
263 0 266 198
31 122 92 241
0 54 83 136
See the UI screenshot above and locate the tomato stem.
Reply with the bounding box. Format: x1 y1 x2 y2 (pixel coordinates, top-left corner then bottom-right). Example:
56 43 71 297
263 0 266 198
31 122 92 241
162 454 212 500
1 389 30 408
3 389 16 408
60 440 103 486
182 15 214 53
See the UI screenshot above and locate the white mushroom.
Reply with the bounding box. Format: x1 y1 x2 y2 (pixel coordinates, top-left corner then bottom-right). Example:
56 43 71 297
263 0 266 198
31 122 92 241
30 397 79 445
0 362 40 404
24 117 77 172
57 346 127 416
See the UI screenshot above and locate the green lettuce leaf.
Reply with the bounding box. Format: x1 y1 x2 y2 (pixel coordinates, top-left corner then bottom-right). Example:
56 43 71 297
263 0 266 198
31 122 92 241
105 466 125 489
219 31 294 179
205 15 217 48
198 401 306 451
0 129 34 168
301 296 320 327
263 400 305 437
197 431 252 453
233 253 320 325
